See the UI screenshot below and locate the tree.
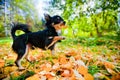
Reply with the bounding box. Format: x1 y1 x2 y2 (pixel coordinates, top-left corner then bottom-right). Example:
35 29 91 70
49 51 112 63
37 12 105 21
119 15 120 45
49 0 120 37
0 0 40 37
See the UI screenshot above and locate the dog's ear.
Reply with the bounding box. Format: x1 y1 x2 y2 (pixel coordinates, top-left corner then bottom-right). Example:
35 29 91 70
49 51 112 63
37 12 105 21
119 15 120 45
44 14 51 21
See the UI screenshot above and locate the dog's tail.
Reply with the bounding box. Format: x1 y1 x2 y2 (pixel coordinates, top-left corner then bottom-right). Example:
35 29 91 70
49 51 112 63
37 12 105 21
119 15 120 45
11 23 31 39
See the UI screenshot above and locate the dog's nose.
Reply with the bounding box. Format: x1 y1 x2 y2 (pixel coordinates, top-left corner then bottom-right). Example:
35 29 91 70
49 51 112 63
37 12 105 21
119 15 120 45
63 21 66 24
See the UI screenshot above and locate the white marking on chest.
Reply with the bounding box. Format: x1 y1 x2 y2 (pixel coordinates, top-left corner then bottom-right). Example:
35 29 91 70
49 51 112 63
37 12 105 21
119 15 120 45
56 30 61 36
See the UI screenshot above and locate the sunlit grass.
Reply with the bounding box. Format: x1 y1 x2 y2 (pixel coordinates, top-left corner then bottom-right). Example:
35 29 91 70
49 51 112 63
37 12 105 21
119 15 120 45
0 37 12 44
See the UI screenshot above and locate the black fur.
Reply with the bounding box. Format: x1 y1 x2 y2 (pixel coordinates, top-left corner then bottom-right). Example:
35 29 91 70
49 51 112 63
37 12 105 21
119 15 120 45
11 14 66 69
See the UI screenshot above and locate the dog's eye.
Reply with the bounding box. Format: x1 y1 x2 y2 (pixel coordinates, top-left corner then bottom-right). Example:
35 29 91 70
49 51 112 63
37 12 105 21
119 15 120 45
57 17 60 20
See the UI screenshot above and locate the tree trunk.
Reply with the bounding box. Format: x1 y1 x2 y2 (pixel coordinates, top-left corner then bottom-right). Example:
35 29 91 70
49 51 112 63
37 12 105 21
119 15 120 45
4 0 8 37
94 19 102 37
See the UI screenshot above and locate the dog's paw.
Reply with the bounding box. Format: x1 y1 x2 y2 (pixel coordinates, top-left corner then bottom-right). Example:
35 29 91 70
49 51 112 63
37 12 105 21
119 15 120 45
61 36 66 40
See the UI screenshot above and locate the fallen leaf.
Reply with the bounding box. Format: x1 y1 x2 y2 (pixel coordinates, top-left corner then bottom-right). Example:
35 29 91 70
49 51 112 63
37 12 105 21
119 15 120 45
74 55 82 60
48 76 57 80
0 59 5 68
106 68 117 75
77 65 88 75
52 63 60 70
73 69 84 80
75 60 87 67
111 73 120 80
65 50 77 56
61 69 72 77
40 63 52 72
58 55 68 64
60 62 73 69
104 61 115 69
28 55 35 62
84 73 94 80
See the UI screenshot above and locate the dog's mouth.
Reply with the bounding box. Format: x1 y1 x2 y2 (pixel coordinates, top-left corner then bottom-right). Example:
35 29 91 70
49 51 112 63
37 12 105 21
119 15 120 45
60 22 65 26
52 21 67 30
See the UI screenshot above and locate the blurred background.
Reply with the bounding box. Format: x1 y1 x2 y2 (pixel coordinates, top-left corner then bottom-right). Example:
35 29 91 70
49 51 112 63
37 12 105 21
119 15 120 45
0 0 120 38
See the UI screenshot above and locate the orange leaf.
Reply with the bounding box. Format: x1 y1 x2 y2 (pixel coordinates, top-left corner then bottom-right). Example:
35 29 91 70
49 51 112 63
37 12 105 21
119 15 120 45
84 73 94 80
77 65 88 75
45 73 53 78
35 53 44 60
69 74 76 80
28 55 35 62
58 55 68 64
0 59 5 68
48 77 57 80
104 62 115 69
74 55 82 60
52 59 59 64
40 63 52 72
66 50 77 56
111 73 120 80
60 62 73 69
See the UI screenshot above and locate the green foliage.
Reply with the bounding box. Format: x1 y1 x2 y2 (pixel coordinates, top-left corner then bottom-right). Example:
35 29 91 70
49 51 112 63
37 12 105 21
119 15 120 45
10 70 35 80
0 17 5 37
0 0 119 38
0 0 41 37
5 59 14 66
50 0 119 37
0 37 12 44
88 65 100 75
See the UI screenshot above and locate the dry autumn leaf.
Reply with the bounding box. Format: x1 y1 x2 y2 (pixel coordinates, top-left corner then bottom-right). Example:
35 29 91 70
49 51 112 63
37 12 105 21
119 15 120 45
77 65 88 75
74 55 82 60
0 59 5 68
28 55 36 62
111 73 120 80
104 61 115 69
65 50 77 56
61 69 72 77
58 55 68 64
40 63 52 72
84 73 94 80
47 77 57 80
106 68 117 75
60 62 73 69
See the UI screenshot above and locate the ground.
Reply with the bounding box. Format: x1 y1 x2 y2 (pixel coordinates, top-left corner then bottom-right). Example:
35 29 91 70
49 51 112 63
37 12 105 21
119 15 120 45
0 36 120 80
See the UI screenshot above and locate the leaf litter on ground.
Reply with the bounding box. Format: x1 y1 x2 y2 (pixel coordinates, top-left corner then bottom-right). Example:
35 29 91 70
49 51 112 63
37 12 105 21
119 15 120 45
0 38 120 80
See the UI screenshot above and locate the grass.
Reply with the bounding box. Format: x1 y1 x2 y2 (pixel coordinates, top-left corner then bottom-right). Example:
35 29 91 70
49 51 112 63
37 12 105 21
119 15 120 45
0 37 12 44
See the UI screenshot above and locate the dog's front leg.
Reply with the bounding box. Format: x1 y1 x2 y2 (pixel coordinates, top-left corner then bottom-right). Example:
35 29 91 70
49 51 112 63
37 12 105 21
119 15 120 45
46 36 65 50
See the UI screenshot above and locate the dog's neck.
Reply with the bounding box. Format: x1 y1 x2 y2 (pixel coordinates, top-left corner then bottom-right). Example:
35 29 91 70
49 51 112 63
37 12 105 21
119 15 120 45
46 25 62 36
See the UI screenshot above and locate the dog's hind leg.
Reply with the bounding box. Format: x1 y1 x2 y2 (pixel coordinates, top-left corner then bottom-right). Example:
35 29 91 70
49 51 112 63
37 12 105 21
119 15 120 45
15 45 29 70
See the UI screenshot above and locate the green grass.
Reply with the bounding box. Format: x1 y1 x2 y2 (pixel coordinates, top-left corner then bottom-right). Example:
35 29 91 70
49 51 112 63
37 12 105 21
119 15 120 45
0 37 12 44
61 35 120 47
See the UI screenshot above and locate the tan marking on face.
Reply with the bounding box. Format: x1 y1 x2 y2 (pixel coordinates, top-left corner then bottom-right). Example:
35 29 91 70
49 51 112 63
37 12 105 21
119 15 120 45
52 22 67 30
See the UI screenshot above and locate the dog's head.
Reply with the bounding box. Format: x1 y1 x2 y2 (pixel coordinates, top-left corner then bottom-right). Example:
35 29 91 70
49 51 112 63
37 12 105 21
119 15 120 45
44 14 67 31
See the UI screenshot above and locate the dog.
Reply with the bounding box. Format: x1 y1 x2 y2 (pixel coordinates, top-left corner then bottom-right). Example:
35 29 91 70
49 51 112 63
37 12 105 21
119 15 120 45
11 14 67 70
